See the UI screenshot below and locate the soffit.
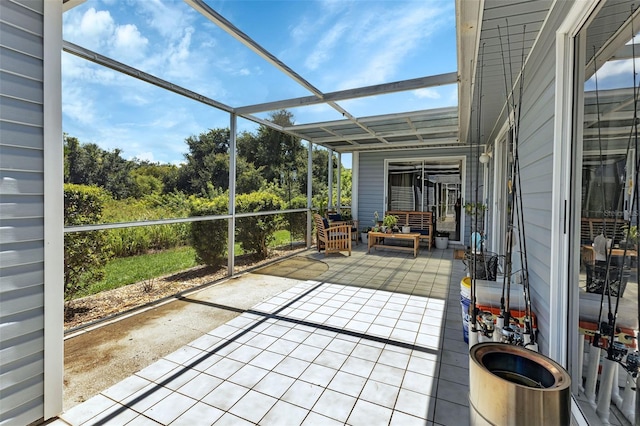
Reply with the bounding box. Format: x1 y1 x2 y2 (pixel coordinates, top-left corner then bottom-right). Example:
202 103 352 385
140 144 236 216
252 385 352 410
458 0 552 145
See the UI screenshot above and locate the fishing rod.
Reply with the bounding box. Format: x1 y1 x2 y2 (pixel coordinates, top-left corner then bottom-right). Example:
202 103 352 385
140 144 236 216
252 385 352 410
496 23 512 338
494 21 535 348
510 23 537 350
585 44 614 407
469 44 486 347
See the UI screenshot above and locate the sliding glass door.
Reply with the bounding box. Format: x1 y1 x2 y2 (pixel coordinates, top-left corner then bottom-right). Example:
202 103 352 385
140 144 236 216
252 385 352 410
385 157 465 242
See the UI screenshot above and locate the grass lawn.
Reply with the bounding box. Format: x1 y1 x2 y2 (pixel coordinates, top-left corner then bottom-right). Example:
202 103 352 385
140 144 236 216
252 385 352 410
75 230 302 299
76 246 199 298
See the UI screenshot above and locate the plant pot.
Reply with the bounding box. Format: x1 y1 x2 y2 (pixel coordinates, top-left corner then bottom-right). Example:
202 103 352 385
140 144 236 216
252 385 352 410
361 233 368 244
435 236 448 249
380 226 387 233
469 343 571 425
402 226 411 234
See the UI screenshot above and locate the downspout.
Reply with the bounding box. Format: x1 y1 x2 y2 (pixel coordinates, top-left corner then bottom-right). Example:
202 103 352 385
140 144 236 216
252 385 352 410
228 113 237 276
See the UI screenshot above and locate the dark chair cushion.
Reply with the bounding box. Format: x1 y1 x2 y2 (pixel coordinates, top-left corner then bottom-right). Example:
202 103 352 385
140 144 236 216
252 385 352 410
328 213 343 221
322 218 329 229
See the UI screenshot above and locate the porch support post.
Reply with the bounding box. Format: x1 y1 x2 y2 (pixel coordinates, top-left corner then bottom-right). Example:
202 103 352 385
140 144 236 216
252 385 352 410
44 0 64 418
336 152 342 213
228 113 237 276
307 140 313 248
352 152 359 221
328 149 333 210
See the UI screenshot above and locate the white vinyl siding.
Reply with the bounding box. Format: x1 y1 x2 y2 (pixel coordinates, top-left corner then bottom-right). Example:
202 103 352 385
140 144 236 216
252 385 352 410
0 0 48 424
506 0 578 355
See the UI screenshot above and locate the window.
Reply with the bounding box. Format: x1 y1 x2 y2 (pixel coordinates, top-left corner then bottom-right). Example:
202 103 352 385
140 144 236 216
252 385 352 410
571 2 639 423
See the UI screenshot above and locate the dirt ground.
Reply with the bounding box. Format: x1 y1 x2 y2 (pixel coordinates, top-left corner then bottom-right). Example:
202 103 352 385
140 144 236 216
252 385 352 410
62 252 327 411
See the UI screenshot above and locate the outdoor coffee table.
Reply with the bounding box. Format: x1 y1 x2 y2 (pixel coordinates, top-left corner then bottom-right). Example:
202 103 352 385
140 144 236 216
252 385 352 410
368 231 421 258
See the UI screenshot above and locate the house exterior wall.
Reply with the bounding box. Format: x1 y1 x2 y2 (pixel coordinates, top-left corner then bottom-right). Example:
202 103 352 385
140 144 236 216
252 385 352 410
502 0 577 355
0 0 62 424
357 147 479 244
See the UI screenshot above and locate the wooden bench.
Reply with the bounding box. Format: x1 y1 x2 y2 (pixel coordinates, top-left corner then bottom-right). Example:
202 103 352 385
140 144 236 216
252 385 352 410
385 210 434 249
580 217 628 244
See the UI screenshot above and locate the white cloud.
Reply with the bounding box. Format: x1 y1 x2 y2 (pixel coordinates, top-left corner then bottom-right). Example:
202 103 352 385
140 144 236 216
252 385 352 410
414 88 441 99
64 7 115 51
130 151 155 162
136 0 193 41
113 24 148 61
304 21 349 70
62 84 96 125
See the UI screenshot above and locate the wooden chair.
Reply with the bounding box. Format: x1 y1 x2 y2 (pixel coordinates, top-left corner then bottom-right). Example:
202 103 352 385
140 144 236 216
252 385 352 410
326 210 359 245
314 213 352 256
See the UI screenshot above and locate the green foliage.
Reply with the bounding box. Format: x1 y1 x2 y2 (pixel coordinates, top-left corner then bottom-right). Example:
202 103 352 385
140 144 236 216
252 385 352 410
383 214 398 228
64 184 112 300
189 195 228 267
75 246 198 298
236 192 284 259
286 196 308 240
64 135 136 199
102 193 191 257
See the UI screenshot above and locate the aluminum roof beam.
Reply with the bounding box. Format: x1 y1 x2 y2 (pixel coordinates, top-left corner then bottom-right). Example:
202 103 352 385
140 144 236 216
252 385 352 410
236 73 458 115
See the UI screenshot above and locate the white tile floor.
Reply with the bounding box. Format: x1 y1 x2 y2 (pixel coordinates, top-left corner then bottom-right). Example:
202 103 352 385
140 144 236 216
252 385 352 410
55 246 471 425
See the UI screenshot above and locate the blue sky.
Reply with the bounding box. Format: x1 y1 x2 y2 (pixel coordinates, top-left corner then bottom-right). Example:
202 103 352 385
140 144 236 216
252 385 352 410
62 0 458 168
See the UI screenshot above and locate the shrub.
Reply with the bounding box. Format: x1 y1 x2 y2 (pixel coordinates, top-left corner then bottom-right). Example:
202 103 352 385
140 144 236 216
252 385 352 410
286 196 308 241
102 193 191 257
189 195 228 267
64 184 111 300
236 192 284 259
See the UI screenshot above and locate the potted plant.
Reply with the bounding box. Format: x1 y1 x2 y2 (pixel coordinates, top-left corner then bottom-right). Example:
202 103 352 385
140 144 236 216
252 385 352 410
382 214 398 233
361 227 372 244
435 230 450 249
621 224 638 249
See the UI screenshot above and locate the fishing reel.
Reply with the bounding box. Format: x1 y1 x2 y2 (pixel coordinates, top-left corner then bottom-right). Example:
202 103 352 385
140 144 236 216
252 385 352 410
624 351 640 377
609 341 628 362
478 311 495 338
500 323 524 346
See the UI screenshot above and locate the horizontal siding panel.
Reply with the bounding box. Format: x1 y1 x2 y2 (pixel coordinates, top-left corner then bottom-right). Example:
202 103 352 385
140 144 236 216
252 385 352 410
0 308 44 341
11 0 44 14
0 194 43 219
0 95 43 126
0 70 43 103
0 170 44 194
0 286 43 317
0 46 43 81
0 374 43 422
0 263 43 292
0 395 43 426
1 1 43 38
0 120 43 150
0 240 44 267
0 217 43 244
0 353 43 393
0 21 43 58
0 331 43 366
0 145 43 172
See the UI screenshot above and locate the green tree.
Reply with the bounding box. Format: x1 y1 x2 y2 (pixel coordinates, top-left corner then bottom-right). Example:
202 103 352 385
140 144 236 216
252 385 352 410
63 135 136 199
64 184 112 299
